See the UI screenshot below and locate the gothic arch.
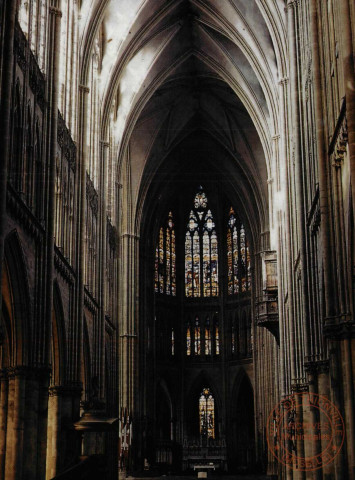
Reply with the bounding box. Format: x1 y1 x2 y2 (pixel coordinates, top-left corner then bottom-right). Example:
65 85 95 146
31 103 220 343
155 379 173 441
51 282 67 386
82 317 92 402
1 293 11 368
229 370 255 473
3 231 31 366
184 370 221 439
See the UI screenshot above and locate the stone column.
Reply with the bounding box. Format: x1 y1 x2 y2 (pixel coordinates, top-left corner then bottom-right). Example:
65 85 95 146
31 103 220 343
73 83 89 386
0 371 8 477
46 387 62 480
37 371 51 480
23 372 40 480
43 1 62 367
4 368 26 480
98 140 109 400
309 0 335 318
46 384 82 479
118 186 139 479
119 231 139 414
0 0 17 311
339 0 355 217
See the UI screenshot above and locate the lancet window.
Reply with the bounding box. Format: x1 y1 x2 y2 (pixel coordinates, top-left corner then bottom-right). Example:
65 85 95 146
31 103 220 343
185 187 218 298
227 207 251 294
199 388 215 438
155 212 176 296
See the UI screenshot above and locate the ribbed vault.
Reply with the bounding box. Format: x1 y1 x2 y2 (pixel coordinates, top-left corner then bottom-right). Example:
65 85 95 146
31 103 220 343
79 0 287 241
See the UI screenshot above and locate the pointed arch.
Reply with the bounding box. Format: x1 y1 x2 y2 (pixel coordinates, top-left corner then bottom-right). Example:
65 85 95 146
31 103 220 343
230 370 255 472
51 282 67 386
3 231 31 365
185 370 221 439
156 378 173 441
82 317 91 402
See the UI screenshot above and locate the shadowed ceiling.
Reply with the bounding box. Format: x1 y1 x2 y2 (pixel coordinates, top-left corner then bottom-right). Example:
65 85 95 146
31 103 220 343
80 0 287 237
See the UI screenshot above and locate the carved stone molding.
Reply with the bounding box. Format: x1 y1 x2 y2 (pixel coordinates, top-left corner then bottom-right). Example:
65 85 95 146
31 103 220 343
6 181 45 241
324 316 354 339
0 365 51 380
14 23 27 72
86 172 98 216
54 246 76 284
256 291 279 342
304 359 330 376
58 110 77 171
107 218 117 254
291 382 309 393
329 100 348 162
49 384 82 397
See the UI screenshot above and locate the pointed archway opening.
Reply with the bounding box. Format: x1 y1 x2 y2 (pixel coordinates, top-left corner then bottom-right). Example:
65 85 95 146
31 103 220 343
136 125 267 473
229 374 256 474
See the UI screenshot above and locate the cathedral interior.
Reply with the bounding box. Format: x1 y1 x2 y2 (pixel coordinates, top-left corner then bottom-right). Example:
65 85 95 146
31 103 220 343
0 0 354 479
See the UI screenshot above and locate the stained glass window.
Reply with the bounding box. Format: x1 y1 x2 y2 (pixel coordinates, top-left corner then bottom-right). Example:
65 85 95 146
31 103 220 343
231 323 235 354
194 317 201 355
205 317 211 355
215 317 220 355
187 324 191 356
199 388 215 438
227 207 251 295
185 187 219 297
155 212 176 295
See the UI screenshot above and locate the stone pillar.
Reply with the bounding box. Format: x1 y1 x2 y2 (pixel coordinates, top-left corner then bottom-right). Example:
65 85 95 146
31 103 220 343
4 368 26 480
339 0 355 217
0 0 17 309
98 140 109 400
23 373 40 480
309 0 336 318
46 387 62 479
73 83 89 386
317 362 333 480
341 338 355 479
119 232 139 414
46 384 82 479
0 371 8 477
43 1 62 367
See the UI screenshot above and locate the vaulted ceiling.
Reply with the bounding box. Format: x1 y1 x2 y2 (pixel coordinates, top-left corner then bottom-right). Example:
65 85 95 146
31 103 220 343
80 0 288 240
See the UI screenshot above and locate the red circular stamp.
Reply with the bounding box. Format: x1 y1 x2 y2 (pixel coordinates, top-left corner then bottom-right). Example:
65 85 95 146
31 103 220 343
266 393 345 471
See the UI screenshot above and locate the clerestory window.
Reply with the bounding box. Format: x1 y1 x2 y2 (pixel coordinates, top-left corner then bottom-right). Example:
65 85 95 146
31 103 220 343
155 211 176 295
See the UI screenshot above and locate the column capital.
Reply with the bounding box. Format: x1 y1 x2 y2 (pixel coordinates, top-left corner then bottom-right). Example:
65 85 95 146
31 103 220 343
49 6 62 17
49 383 82 397
79 84 90 93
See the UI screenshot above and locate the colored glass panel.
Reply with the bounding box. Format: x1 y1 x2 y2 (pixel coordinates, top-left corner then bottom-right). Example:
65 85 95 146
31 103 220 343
205 324 211 355
199 388 215 438
187 325 191 356
185 231 193 297
193 231 200 297
171 228 176 295
211 230 218 296
194 317 201 355
166 227 171 295
159 227 164 293
215 321 220 355
154 212 176 296
171 328 175 356
185 187 218 298
240 224 247 292
203 230 211 297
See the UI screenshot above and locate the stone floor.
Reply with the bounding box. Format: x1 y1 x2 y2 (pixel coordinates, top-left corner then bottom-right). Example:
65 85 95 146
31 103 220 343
127 476 272 480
